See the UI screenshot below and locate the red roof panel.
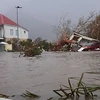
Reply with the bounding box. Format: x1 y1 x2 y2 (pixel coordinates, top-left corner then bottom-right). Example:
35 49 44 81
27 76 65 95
0 14 28 31
0 14 18 26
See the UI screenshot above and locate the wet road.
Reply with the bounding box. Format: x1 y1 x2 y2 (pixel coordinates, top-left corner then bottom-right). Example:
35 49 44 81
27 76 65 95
0 51 100 100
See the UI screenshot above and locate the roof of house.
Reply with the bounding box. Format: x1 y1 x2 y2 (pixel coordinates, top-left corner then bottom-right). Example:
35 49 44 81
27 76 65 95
74 33 98 41
70 32 98 42
0 14 28 31
0 14 18 26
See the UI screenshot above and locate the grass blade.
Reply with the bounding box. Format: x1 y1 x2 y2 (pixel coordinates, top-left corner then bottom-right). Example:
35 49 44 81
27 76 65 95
78 73 84 87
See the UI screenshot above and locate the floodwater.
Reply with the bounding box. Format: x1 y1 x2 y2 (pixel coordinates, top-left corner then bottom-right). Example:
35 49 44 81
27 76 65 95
0 51 100 100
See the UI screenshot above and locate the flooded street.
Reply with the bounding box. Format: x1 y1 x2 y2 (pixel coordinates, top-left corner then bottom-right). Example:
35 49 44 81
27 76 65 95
0 51 100 100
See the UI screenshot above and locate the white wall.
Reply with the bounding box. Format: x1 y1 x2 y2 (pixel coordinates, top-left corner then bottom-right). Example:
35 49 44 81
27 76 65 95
4 25 28 39
0 26 4 38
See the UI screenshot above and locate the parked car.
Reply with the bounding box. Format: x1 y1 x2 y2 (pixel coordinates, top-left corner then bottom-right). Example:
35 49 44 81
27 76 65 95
78 42 100 52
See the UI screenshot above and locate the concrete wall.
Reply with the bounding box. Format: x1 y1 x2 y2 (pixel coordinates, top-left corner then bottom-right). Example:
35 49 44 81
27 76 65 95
5 44 12 51
0 44 12 51
4 25 28 39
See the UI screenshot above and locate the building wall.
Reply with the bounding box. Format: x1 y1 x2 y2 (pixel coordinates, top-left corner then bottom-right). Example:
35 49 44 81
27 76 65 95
4 25 28 40
5 44 12 51
0 26 4 38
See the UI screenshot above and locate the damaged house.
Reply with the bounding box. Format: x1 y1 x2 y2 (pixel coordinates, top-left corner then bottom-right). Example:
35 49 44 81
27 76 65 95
69 32 99 51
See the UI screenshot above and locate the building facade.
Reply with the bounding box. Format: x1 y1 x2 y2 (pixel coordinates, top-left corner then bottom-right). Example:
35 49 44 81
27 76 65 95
0 14 28 42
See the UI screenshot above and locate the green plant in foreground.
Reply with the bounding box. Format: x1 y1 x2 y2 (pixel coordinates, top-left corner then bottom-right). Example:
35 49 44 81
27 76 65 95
53 73 100 100
0 90 40 99
21 90 40 98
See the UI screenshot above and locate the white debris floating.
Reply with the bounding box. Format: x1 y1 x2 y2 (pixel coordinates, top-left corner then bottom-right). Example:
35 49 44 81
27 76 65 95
0 98 12 100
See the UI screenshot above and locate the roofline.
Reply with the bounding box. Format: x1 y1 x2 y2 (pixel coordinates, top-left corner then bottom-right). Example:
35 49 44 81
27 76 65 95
0 14 29 31
3 24 29 31
73 32 98 41
1 14 4 24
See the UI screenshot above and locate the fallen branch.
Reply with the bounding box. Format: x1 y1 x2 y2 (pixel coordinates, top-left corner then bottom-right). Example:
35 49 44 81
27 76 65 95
21 90 40 98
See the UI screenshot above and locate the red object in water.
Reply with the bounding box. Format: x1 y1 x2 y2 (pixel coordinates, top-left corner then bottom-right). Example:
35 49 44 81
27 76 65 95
82 42 100 51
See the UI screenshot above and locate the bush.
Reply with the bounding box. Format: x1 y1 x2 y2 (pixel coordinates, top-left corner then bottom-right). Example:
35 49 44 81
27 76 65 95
24 46 42 57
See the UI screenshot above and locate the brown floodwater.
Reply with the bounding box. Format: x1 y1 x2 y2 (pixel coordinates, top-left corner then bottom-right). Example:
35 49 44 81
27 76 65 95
0 51 100 100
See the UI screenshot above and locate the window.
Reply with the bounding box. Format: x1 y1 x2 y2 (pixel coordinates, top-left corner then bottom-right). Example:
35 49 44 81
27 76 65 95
10 29 14 36
24 31 26 33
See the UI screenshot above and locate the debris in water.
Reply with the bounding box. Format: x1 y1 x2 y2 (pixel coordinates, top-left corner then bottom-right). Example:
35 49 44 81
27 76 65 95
0 94 9 98
47 97 53 100
21 90 40 98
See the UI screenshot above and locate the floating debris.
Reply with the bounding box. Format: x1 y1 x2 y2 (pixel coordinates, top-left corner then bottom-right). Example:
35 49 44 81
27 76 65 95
11 95 15 97
0 94 9 98
21 90 40 98
47 97 53 100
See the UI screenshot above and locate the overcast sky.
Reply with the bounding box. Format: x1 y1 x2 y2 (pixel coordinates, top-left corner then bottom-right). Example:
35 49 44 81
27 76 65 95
0 0 100 40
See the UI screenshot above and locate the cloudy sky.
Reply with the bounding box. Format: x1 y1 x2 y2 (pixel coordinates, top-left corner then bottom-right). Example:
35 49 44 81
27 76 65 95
0 0 100 40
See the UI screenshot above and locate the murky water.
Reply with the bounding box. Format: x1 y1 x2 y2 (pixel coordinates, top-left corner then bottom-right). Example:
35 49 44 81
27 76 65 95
0 51 100 100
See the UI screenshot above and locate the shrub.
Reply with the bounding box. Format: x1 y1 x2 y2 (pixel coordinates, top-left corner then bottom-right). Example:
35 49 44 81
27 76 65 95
24 46 42 57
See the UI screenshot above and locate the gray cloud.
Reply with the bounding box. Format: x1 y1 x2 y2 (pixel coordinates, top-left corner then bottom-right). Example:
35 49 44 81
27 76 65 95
0 0 100 40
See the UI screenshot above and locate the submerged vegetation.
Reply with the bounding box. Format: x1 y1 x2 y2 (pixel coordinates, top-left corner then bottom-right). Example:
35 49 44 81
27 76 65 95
0 72 100 100
53 73 100 100
0 94 9 98
0 90 40 99
7 37 53 57
22 90 40 98
24 46 42 57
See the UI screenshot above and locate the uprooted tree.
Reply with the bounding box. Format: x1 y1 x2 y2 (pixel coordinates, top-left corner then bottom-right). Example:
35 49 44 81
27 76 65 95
73 12 100 40
54 12 100 47
20 38 42 57
53 16 73 51
54 16 72 41
87 14 100 40
20 37 53 57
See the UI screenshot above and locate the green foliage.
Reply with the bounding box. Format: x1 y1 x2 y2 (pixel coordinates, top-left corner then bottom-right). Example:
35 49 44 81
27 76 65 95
41 40 52 51
7 37 53 56
33 38 53 51
7 38 20 51
19 39 33 51
53 73 100 100
7 40 12 44
22 90 40 98
87 14 100 40
24 46 42 57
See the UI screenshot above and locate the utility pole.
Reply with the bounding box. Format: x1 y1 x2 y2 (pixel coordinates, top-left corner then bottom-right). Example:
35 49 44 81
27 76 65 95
15 6 22 38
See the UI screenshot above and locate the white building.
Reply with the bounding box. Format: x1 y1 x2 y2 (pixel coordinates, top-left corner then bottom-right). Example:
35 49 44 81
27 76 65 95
0 14 28 42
